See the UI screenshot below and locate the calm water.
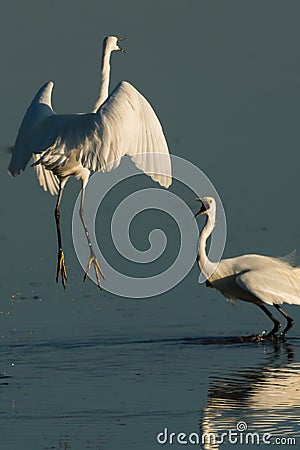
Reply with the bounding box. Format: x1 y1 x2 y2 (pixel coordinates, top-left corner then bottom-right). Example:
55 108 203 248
1 281 300 450
1 318 300 450
2 0 300 449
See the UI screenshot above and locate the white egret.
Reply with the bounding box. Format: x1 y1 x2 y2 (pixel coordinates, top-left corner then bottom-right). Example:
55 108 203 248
8 36 172 289
195 197 300 337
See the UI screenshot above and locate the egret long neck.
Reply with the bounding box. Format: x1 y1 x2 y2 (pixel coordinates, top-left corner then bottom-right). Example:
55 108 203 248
197 214 216 279
93 43 112 113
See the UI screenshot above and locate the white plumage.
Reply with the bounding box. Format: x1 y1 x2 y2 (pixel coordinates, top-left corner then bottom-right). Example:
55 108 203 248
195 196 300 337
8 36 172 289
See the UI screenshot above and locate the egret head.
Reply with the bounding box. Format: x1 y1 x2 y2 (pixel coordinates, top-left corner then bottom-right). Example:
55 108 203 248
194 196 216 219
104 36 126 53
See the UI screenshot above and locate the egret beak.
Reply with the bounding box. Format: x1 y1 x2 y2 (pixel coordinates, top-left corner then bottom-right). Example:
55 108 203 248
194 198 207 218
117 37 126 53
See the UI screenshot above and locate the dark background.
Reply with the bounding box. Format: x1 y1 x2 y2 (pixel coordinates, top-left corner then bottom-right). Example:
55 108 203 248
1 2 300 448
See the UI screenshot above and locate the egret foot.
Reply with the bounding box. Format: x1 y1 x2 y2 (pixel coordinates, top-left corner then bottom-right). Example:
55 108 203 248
250 331 284 343
280 318 295 338
266 321 281 338
56 248 67 289
83 252 106 290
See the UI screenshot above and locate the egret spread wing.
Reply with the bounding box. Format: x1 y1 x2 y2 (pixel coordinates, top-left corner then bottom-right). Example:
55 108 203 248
34 82 172 187
84 81 172 188
8 82 59 195
10 81 172 190
236 268 300 306
8 82 55 177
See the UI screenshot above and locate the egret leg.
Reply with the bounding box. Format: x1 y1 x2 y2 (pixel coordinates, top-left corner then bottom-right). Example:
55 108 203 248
55 182 67 288
274 305 295 336
258 304 281 336
80 187 106 289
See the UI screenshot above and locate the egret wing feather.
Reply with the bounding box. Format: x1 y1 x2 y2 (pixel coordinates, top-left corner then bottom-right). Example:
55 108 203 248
9 80 172 190
8 81 54 176
30 113 102 169
87 81 172 187
278 249 297 266
236 267 300 306
32 154 59 195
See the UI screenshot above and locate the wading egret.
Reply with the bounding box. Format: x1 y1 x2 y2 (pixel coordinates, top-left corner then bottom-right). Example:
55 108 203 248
195 197 300 337
8 36 172 289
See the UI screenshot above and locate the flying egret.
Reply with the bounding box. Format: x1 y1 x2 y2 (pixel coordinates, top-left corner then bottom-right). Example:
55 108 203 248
8 36 172 289
195 196 300 337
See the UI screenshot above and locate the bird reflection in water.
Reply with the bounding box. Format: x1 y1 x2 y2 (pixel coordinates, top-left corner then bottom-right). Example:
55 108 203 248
200 341 300 449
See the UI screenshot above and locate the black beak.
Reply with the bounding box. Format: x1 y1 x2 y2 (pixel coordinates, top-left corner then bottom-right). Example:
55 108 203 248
117 37 126 53
194 198 207 218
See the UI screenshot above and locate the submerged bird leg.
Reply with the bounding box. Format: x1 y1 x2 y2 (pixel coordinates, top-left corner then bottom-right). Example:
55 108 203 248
274 304 295 336
79 187 106 289
55 182 67 288
258 304 281 337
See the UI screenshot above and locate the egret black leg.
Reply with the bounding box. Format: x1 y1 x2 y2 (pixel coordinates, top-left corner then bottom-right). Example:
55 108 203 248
55 183 67 288
259 304 281 336
274 305 295 336
79 186 106 289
